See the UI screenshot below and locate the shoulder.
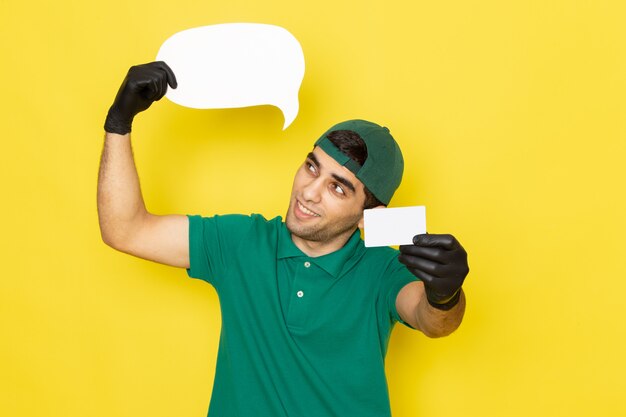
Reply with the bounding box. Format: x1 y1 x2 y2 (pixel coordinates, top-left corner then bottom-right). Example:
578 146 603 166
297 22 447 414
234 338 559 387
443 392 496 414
188 213 286 244
188 213 279 229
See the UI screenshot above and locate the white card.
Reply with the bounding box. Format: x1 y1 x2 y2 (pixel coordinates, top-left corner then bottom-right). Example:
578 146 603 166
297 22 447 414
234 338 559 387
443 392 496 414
363 206 426 247
156 23 305 130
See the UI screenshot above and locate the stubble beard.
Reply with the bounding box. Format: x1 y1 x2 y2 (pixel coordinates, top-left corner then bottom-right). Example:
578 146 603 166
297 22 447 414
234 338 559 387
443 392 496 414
285 203 361 243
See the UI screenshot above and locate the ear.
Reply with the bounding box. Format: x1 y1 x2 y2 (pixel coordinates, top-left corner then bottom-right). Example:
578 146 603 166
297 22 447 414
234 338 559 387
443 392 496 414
358 205 386 229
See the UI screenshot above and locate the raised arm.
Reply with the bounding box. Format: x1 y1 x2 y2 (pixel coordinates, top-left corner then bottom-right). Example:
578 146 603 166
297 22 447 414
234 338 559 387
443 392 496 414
97 62 189 268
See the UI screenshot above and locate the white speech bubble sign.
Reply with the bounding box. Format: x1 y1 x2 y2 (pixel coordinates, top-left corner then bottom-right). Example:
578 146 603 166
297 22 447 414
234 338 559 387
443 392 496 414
156 23 305 130
363 206 427 247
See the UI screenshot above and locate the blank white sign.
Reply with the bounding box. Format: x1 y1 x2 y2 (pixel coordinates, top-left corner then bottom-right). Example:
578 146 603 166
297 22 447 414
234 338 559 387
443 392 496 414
156 23 305 130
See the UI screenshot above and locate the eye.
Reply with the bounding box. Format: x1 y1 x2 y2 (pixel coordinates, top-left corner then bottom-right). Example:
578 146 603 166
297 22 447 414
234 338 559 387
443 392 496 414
332 183 345 195
306 162 317 174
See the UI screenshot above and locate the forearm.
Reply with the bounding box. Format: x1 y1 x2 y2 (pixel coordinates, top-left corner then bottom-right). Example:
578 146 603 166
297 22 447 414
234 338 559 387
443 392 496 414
97 132 148 247
415 289 466 338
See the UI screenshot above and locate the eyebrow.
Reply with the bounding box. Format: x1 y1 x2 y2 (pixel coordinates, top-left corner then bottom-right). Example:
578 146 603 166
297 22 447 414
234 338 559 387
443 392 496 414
307 152 319 167
306 152 356 193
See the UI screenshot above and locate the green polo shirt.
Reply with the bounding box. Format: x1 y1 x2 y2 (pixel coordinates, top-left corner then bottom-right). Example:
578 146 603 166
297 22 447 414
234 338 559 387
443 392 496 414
187 213 417 417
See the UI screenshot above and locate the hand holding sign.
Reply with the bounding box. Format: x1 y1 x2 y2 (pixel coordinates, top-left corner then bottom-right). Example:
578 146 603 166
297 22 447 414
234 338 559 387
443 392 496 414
156 23 305 130
104 62 178 135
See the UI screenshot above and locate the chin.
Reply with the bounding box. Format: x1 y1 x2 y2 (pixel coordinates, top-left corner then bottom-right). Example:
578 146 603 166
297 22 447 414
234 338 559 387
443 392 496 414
285 215 323 242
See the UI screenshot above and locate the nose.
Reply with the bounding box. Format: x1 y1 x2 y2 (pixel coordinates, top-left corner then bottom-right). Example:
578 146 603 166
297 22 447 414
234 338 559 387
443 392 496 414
302 177 323 203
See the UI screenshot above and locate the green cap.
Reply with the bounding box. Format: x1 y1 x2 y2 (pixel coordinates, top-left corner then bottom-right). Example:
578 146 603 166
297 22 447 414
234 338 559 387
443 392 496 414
314 119 404 205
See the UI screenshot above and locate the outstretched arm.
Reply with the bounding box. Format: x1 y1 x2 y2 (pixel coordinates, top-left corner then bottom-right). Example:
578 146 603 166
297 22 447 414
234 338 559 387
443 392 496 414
396 281 466 337
396 234 469 337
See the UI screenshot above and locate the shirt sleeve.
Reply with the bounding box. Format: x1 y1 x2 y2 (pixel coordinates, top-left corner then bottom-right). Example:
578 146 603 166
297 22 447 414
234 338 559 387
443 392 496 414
380 249 420 329
186 214 256 287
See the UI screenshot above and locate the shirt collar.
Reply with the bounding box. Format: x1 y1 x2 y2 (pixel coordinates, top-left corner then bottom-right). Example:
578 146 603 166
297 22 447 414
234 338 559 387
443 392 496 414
277 221 365 278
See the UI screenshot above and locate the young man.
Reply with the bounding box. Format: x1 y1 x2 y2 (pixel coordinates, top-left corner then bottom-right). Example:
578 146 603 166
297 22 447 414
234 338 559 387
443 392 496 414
98 62 469 417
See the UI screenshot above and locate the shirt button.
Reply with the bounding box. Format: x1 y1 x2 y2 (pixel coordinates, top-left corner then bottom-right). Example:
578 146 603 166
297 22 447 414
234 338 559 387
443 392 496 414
297 290 304 298
304 261 311 268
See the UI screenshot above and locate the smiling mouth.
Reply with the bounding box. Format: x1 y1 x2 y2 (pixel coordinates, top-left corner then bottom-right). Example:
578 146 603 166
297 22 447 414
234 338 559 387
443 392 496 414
296 199 321 217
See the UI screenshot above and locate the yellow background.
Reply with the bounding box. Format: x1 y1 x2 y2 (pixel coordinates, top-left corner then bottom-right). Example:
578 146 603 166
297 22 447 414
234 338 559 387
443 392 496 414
1 1 625 416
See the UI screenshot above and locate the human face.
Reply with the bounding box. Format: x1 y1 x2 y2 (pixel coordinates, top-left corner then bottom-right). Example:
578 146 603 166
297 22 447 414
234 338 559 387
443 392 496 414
285 146 367 253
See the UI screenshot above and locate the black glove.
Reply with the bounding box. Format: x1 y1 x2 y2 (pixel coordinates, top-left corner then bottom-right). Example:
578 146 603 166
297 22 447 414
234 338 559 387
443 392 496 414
104 61 177 135
399 234 469 310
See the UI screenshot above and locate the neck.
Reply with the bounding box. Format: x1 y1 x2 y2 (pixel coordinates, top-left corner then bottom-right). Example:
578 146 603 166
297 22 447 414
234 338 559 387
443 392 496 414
290 228 357 257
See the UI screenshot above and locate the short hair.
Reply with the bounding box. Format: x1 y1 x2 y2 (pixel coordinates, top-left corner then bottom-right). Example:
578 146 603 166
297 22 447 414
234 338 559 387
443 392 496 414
326 130 384 209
